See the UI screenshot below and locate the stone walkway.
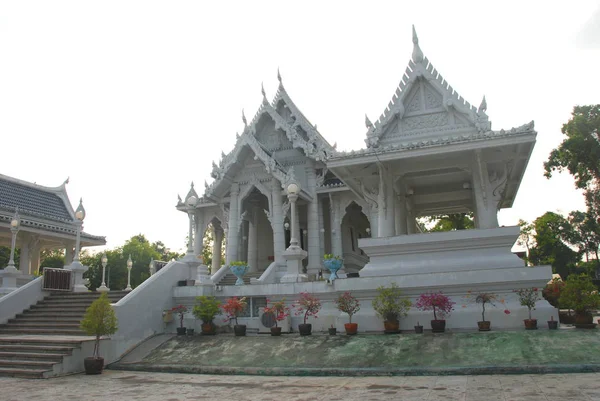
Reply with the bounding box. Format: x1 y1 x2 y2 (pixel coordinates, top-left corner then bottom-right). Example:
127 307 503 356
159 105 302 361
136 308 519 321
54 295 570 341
3 371 600 400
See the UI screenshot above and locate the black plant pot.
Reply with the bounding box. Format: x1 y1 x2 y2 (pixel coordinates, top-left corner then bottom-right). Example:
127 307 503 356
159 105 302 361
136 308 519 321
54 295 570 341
414 325 424 334
431 320 446 333
176 327 187 335
187 328 195 336
298 323 312 336
328 327 337 336
548 320 558 330
84 357 104 375
234 324 247 336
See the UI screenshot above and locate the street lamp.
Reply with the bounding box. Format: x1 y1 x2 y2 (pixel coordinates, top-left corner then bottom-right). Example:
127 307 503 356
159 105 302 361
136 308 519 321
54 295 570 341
125 254 133 292
149 258 155 276
97 253 109 292
287 182 300 249
73 199 86 263
6 208 20 272
366 227 371 236
186 195 197 256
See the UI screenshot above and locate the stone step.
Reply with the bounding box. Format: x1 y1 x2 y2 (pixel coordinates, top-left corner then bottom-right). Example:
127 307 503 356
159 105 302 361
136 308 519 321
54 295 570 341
29 305 89 312
41 296 123 304
0 327 85 335
0 367 49 379
1 322 81 329
19 311 85 318
9 317 82 323
0 351 65 362
0 359 56 370
0 344 76 354
48 292 128 300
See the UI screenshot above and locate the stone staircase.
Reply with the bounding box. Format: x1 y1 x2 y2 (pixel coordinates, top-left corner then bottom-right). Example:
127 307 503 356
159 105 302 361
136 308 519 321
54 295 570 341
218 272 263 286
0 291 128 378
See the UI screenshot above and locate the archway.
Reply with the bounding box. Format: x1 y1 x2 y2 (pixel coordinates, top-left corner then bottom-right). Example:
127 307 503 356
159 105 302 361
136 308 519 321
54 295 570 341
341 202 371 274
239 187 274 273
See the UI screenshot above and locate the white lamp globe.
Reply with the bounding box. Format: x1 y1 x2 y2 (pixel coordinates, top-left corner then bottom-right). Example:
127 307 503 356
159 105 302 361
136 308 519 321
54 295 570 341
287 183 299 195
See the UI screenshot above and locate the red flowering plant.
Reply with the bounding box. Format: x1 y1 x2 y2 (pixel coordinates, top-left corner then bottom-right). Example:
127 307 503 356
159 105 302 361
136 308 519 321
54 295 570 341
221 297 247 326
263 298 290 327
169 305 188 328
334 292 361 324
461 291 510 322
292 292 321 324
542 278 564 308
514 287 541 320
415 291 455 321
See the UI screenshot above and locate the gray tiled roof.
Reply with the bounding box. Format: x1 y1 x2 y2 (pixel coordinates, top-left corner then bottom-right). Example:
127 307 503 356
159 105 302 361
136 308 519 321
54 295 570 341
0 177 72 222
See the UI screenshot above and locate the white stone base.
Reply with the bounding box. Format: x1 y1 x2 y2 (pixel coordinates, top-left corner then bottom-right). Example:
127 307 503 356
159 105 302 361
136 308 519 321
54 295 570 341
64 261 89 292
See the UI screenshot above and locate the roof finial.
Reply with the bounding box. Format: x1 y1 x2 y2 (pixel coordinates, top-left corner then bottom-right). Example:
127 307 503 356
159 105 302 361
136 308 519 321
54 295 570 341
478 95 487 114
365 114 374 130
242 109 247 126
190 181 194 188
261 82 269 105
277 68 282 84
412 25 424 63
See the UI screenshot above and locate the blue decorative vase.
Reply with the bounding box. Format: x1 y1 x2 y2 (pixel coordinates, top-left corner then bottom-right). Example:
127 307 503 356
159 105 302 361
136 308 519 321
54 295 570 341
323 259 343 281
229 264 248 286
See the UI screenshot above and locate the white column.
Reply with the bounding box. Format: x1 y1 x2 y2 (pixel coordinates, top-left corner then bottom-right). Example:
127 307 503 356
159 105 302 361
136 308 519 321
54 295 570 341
247 208 258 272
406 196 416 234
226 184 240 264
472 152 500 229
63 241 74 266
29 241 41 275
211 226 223 273
306 169 320 275
317 197 325 267
271 180 285 265
377 164 395 237
19 234 30 272
330 195 343 257
395 195 408 235
193 212 204 257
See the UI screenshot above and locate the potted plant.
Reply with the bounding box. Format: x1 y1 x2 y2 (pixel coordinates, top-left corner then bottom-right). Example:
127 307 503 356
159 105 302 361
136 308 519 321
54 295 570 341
514 287 541 330
548 316 558 330
335 291 360 335
415 291 455 333
543 278 573 323
323 254 343 281
462 291 510 331
559 273 600 328
193 296 221 335
263 298 290 336
79 293 118 375
221 297 248 336
414 321 423 334
170 305 188 335
293 292 321 336
229 260 249 286
372 283 412 333
328 324 337 336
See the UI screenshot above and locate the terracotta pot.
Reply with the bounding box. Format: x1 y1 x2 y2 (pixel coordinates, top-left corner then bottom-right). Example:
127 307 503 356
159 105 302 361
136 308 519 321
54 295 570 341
524 319 538 330
431 320 446 333
384 320 400 334
298 323 312 336
84 357 104 375
234 324 246 337
414 325 424 334
270 327 282 336
344 323 358 335
477 321 491 331
201 322 216 335
575 313 593 325
176 327 187 335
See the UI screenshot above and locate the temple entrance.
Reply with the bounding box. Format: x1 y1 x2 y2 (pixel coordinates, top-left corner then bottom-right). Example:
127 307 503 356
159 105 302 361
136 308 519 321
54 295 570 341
239 188 274 273
341 202 371 274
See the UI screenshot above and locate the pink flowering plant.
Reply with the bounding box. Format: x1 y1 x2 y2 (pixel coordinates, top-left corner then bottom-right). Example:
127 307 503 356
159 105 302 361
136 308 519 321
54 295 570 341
221 297 247 325
462 291 510 322
514 287 541 320
415 291 455 321
335 292 360 323
293 292 322 324
264 298 290 328
169 305 188 328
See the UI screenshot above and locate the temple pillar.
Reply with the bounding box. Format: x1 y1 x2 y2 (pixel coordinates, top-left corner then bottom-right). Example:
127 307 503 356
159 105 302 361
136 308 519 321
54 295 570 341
211 226 223 273
377 164 395 237
29 237 41 275
18 234 30 273
317 197 325 269
226 184 240 264
395 194 408 235
472 151 501 229
271 180 285 265
63 240 74 266
330 195 343 257
193 212 205 257
406 196 416 234
306 168 321 275
247 208 258 272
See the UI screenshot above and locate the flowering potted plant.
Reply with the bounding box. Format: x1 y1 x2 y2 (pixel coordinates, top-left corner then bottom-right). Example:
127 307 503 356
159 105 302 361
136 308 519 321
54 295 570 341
293 292 321 336
372 283 412 333
323 254 343 281
229 260 249 286
415 291 455 333
462 291 510 331
192 296 221 335
170 305 188 335
221 297 248 336
263 298 290 336
514 287 540 330
559 273 600 328
335 291 360 335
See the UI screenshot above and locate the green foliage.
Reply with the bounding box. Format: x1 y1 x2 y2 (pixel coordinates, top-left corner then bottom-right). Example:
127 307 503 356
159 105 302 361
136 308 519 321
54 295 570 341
40 249 65 269
229 261 247 266
542 278 565 308
80 293 118 358
323 254 342 260
424 213 474 232
192 296 221 323
559 273 600 315
372 283 411 322
0 246 19 270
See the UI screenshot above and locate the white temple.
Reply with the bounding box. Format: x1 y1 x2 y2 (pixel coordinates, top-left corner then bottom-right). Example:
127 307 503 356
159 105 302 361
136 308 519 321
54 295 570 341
174 27 553 331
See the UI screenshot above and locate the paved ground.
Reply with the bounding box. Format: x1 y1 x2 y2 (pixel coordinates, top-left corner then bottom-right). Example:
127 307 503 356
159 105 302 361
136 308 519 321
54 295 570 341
3 370 600 400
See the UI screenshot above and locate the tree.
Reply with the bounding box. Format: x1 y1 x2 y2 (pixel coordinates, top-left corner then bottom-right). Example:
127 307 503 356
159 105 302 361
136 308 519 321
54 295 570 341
0 247 19 270
517 219 535 266
40 249 65 269
421 213 474 232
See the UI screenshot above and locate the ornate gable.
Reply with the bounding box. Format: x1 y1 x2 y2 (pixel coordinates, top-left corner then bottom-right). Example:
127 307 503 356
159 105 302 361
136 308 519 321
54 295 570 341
365 26 491 149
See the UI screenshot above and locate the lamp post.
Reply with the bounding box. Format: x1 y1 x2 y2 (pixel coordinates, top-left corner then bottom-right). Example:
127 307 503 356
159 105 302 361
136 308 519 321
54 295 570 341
73 199 85 263
6 209 20 273
185 196 197 257
287 182 300 249
279 181 308 283
125 254 133 291
149 258 155 276
97 253 109 292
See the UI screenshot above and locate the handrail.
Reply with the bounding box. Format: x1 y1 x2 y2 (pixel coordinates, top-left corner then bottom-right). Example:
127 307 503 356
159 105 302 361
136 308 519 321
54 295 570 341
250 261 280 285
210 264 230 285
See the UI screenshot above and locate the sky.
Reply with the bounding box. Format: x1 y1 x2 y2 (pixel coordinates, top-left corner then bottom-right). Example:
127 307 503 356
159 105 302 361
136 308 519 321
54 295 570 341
1 1 599 254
